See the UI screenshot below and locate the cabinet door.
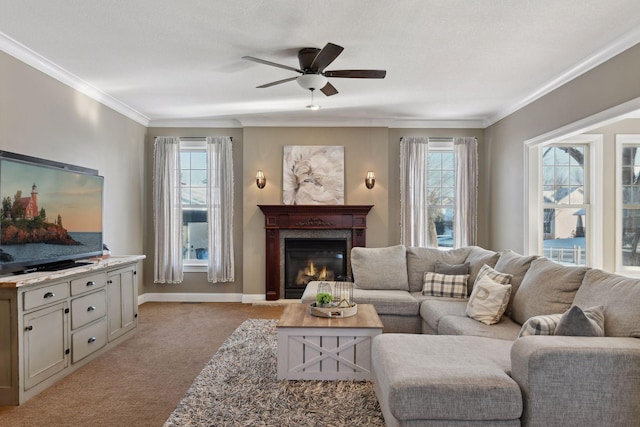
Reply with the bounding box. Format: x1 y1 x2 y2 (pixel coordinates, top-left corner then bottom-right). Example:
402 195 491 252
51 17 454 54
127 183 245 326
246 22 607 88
23 302 69 390
107 266 137 342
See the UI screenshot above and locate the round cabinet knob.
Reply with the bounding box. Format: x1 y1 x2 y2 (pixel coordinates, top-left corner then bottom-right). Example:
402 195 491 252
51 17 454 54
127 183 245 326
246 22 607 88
87 306 96 312
88 337 97 344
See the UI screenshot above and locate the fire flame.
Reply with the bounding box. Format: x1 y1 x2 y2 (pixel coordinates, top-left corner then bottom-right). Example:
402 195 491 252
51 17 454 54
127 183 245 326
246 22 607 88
305 262 328 279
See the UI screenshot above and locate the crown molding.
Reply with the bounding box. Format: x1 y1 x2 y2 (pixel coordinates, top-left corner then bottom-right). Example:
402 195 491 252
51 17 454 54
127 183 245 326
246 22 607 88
0 31 150 127
486 26 640 127
148 119 243 128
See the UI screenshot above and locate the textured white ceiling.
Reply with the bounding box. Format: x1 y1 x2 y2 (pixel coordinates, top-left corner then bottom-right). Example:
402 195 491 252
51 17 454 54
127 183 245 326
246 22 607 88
2 0 640 127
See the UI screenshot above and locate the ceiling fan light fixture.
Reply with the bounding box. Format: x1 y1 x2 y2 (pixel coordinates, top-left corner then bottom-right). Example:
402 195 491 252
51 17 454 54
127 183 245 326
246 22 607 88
305 89 321 111
297 74 328 91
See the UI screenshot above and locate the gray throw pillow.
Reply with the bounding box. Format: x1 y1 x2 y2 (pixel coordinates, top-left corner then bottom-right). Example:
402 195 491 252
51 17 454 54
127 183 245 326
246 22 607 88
350 245 409 291
554 305 605 337
434 260 470 275
511 257 588 325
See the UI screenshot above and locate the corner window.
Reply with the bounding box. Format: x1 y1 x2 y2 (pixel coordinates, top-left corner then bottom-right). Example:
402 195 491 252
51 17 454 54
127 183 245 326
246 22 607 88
541 145 587 265
526 134 602 267
616 135 640 273
180 141 208 266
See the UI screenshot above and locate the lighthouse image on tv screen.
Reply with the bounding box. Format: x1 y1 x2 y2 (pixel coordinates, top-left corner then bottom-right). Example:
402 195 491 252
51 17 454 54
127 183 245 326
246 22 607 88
0 154 103 273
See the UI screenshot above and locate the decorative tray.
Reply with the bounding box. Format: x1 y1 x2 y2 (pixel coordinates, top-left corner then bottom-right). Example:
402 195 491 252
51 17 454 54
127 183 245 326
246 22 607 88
309 303 358 318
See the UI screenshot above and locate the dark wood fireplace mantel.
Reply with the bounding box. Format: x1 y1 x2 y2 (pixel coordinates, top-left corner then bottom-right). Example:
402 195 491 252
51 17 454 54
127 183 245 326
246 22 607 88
258 205 373 300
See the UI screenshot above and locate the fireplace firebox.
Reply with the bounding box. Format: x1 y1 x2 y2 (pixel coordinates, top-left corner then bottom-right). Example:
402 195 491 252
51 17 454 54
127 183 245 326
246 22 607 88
284 238 347 299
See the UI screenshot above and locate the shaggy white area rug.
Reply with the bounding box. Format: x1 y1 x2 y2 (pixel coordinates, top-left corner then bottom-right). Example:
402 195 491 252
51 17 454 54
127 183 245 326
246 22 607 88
164 319 385 427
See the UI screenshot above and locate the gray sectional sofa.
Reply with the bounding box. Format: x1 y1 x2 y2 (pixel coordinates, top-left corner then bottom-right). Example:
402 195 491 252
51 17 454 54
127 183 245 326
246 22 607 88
300 245 640 427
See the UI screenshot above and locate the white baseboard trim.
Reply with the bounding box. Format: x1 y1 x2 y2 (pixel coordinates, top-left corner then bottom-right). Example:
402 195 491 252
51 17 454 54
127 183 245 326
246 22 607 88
138 292 245 305
241 294 266 304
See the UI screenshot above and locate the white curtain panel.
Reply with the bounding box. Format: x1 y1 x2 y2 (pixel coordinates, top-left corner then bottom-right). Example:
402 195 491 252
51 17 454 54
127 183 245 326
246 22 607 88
454 137 478 247
400 136 430 247
153 137 183 283
206 136 235 283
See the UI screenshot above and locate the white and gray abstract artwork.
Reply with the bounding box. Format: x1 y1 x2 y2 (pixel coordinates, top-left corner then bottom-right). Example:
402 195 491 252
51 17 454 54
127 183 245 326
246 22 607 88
283 145 344 205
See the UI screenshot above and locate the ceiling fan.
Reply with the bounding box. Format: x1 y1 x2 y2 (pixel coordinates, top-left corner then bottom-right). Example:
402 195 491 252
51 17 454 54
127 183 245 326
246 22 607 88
242 42 386 97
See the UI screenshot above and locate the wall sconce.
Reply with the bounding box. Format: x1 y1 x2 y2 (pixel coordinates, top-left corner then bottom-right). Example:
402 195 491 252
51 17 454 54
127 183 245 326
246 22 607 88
256 170 266 189
365 171 376 189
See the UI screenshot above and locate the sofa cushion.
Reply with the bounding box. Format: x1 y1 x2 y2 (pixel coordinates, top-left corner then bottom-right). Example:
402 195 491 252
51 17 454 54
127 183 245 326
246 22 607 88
351 287 419 316
301 281 419 316
466 275 512 325
434 260 470 275
511 257 588 325
465 246 501 290
438 314 522 341
350 245 409 291
419 298 469 333
518 313 563 337
494 250 538 315
554 305 605 337
573 269 640 338
406 246 471 292
372 334 521 422
422 271 468 298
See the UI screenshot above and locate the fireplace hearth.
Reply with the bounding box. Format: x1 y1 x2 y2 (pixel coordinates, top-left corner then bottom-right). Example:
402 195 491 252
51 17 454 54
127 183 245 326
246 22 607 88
258 205 373 300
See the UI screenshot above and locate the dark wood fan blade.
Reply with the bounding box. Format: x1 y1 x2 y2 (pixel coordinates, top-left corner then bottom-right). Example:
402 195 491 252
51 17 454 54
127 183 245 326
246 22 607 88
256 76 298 88
242 56 302 73
310 43 344 72
320 82 339 96
324 70 386 78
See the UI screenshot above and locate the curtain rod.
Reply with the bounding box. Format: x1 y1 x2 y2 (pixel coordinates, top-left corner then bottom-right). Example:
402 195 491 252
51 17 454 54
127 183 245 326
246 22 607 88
401 136 476 142
154 136 232 141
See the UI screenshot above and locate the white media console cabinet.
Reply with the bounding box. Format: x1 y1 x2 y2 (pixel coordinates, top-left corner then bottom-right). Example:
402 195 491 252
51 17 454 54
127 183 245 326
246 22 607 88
0 255 145 406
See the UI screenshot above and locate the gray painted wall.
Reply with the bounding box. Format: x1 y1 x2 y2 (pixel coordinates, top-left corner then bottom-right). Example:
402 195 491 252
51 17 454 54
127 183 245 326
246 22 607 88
0 51 147 288
485 43 640 254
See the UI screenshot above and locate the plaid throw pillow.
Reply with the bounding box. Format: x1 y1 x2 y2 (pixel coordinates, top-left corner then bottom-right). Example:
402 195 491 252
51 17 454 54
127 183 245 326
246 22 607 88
422 272 469 299
475 264 512 287
518 313 563 337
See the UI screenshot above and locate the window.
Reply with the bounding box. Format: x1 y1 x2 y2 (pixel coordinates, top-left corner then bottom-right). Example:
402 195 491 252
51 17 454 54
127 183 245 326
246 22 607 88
180 140 208 266
525 134 602 267
427 146 455 247
616 134 640 273
541 145 588 265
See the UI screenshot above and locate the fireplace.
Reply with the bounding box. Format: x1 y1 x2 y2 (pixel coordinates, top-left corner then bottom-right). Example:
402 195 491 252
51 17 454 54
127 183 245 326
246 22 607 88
284 238 348 299
258 205 373 300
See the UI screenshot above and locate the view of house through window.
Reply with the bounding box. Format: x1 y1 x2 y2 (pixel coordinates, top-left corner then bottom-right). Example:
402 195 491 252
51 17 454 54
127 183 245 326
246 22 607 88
619 140 640 268
541 145 588 265
180 145 208 264
427 148 455 247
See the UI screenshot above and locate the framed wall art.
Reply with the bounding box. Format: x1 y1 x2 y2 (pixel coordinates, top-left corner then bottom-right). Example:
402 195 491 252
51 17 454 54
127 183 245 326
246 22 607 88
282 145 344 205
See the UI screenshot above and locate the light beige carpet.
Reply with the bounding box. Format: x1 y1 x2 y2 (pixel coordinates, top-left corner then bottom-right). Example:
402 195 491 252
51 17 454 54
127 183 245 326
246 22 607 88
0 302 284 427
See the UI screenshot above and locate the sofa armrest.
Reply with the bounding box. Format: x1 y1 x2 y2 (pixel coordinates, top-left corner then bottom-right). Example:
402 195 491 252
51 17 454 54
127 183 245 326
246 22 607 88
511 336 640 427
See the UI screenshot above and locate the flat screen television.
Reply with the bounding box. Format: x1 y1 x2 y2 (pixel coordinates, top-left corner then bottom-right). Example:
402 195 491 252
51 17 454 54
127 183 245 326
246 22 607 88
0 151 104 275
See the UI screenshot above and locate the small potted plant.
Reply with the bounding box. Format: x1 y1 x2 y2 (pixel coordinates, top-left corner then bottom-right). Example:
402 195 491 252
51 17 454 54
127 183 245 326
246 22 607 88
316 292 333 308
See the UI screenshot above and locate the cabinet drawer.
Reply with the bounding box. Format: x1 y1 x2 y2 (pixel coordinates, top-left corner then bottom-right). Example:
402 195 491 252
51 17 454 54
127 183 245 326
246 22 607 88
23 282 70 311
70 273 106 296
71 290 106 330
72 318 107 363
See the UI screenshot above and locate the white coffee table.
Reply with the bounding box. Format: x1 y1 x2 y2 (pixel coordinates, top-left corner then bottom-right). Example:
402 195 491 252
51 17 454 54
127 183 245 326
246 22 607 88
276 303 383 381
